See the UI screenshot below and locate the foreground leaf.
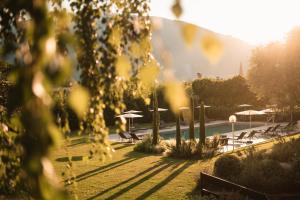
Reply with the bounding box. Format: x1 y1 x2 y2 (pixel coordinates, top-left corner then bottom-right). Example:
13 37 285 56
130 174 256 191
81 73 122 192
200 33 224 64
68 85 90 118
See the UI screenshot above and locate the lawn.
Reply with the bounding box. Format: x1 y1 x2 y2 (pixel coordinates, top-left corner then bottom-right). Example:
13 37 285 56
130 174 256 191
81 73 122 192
52 133 300 199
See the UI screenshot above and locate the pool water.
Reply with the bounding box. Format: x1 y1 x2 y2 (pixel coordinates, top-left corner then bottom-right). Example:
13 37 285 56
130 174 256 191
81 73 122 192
160 122 264 140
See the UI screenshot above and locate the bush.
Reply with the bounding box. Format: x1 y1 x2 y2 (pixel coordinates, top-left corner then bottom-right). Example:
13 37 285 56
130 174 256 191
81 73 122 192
239 158 293 193
134 135 166 154
213 155 241 180
167 140 201 159
292 158 300 184
270 138 300 162
210 138 300 194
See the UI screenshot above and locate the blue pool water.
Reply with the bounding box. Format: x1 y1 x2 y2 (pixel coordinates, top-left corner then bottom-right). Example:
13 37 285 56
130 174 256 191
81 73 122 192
160 122 264 140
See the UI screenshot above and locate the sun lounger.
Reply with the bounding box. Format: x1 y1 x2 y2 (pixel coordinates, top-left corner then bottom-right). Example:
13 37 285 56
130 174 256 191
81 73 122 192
232 131 247 141
218 137 229 152
118 132 132 142
129 133 143 141
259 126 275 136
280 121 297 133
246 130 259 140
269 124 282 136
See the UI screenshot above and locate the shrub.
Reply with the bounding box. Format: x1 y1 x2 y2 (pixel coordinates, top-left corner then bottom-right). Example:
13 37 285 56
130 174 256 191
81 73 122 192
239 158 293 193
134 135 166 154
167 140 201 159
270 138 300 162
292 158 300 184
213 155 241 180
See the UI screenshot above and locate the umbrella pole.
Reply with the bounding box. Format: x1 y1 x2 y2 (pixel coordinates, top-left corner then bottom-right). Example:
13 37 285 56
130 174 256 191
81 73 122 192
250 115 252 128
132 118 134 131
232 122 235 151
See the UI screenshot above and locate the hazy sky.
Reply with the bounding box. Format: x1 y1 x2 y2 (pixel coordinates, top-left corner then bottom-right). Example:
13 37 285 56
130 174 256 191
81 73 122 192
150 0 300 45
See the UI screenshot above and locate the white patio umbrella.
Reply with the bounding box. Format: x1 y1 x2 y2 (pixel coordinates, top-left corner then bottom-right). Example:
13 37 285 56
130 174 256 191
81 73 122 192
235 110 265 128
123 110 142 114
196 105 211 108
123 110 142 129
260 108 276 113
116 113 143 132
238 104 252 107
149 108 168 112
260 108 276 124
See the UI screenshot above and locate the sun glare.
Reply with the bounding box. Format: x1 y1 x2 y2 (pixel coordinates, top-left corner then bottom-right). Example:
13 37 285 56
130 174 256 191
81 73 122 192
150 0 300 45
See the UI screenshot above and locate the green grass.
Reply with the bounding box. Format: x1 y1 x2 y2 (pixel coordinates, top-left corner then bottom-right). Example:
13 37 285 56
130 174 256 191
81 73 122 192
52 132 300 199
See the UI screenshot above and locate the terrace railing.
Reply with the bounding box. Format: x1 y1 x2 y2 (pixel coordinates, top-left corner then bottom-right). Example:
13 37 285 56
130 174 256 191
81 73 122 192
199 172 268 200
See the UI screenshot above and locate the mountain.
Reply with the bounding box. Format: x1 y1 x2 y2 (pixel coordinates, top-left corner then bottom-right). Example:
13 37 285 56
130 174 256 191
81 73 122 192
151 17 253 80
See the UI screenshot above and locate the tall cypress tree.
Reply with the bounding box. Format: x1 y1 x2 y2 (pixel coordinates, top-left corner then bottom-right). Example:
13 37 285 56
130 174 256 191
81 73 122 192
176 113 181 150
199 101 206 145
152 89 159 145
189 96 195 141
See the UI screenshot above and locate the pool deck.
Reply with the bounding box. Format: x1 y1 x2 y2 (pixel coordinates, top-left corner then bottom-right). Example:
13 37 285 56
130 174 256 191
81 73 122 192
109 121 300 152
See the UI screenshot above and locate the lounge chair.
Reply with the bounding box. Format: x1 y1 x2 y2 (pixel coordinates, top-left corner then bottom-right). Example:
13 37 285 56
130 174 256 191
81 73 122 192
233 131 247 141
270 124 282 135
218 137 229 152
246 130 259 140
129 133 142 141
118 132 132 142
280 121 297 133
259 126 273 136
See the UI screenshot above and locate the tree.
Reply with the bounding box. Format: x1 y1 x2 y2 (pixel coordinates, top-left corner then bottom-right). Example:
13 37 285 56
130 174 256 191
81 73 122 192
199 101 206 145
248 28 300 121
189 96 195 141
248 43 284 105
0 0 152 198
152 88 159 145
176 113 181 150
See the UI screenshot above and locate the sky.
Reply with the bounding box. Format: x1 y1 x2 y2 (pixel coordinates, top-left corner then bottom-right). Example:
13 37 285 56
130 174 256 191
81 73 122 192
150 0 300 45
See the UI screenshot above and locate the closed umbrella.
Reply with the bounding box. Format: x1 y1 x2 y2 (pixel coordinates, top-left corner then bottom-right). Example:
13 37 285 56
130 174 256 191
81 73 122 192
235 110 265 128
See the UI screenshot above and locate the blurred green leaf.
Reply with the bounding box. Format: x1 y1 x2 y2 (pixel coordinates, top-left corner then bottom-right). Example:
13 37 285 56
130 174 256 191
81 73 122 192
68 85 90 118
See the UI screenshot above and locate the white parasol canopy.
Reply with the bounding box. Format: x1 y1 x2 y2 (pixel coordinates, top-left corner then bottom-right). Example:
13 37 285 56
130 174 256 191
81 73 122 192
196 105 211 108
238 104 252 107
123 110 142 114
235 110 265 128
117 113 143 118
116 113 143 132
260 108 276 113
149 108 168 112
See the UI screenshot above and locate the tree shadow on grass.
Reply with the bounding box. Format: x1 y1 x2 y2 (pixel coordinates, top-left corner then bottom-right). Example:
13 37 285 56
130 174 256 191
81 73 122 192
65 151 147 184
57 143 135 162
86 160 175 199
56 156 83 162
113 143 135 151
135 161 195 200
67 137 89 147
88 157 192 200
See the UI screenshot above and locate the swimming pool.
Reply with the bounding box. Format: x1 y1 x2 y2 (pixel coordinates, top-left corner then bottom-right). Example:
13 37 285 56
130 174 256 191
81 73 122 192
160 122 264 140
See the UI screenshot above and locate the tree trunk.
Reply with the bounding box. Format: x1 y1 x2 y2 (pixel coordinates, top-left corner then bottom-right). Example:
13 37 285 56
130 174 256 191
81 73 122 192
290 104 294 122
199 101 206 145
189 96 195 141
152 89 159 145
176 114 181 150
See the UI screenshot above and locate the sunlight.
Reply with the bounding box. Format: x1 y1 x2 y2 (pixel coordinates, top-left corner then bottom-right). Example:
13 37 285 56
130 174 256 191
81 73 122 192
150 0 300 45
